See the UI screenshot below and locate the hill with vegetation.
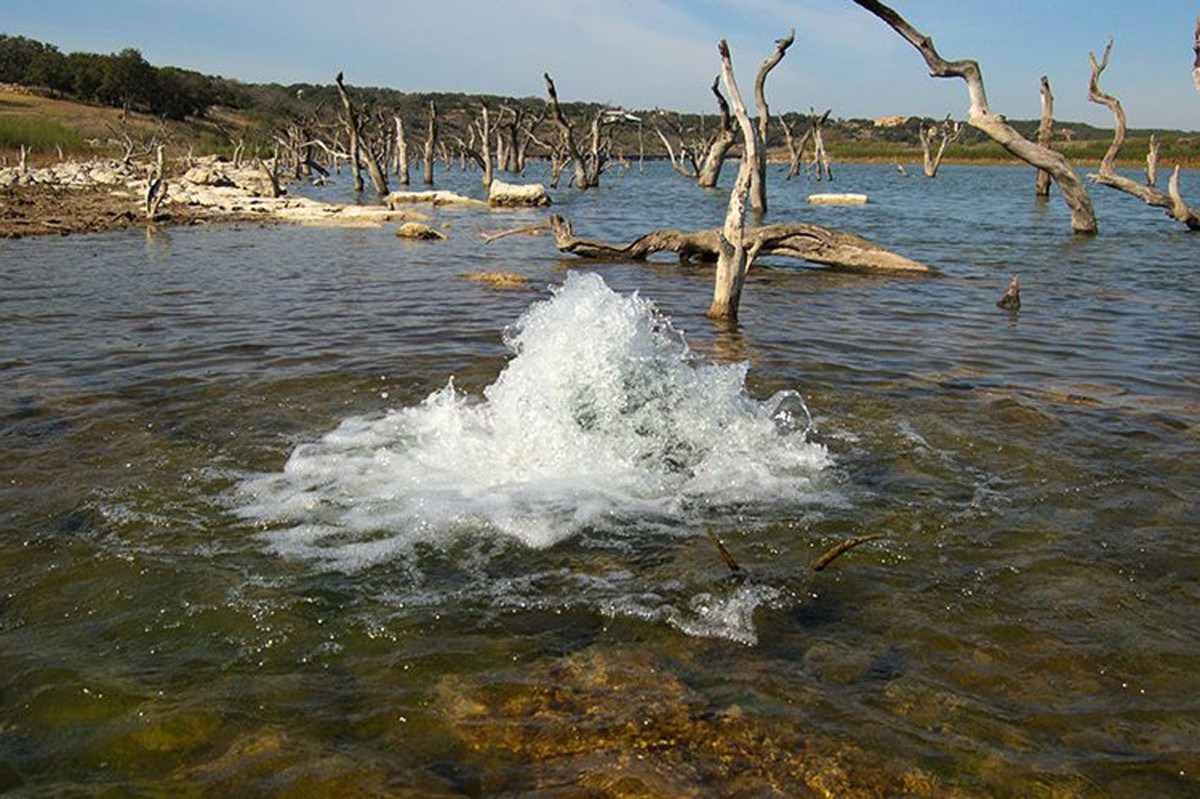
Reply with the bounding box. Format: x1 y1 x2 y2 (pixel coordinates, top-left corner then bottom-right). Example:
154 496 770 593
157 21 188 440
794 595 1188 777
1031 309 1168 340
2 31 1197 168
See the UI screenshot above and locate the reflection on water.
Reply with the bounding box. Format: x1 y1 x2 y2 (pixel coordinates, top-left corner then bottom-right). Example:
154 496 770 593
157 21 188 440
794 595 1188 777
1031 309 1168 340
1 162 1198 796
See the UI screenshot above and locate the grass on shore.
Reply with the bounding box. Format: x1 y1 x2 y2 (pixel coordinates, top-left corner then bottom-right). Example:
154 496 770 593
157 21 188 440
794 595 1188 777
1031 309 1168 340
0 115 87 154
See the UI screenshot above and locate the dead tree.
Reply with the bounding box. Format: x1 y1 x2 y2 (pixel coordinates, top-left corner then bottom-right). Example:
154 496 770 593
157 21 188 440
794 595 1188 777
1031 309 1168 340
144 145 168 219
851 0 1098 234
394 116 410 185
514 109 545 173
1194 15 1200 92
809 108 834 181
423 101 438 185
496 105 527 173
711 39 764 319
455 105 494 188
697 77 737 187
333 72 363 192
780 113 813 180
918 116 962 178
544 72 631 189
1086 37 1200 229
749 30 795 214
654 117 701 179
1145 133 1160 187
1035 76 1054 197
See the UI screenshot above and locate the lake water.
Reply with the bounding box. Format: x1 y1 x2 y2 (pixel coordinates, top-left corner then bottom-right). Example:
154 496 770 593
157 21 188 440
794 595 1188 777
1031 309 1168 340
2 161 1198 796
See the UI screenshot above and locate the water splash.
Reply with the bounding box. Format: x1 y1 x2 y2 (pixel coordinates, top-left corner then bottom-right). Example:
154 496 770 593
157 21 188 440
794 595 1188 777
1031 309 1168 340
236 272 832 583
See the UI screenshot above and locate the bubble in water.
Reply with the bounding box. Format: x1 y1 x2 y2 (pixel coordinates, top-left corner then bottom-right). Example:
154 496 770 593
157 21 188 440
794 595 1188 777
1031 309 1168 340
235 272 832 573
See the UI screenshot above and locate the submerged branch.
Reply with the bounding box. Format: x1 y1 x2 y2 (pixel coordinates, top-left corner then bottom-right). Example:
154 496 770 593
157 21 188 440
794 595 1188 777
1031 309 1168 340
811 534 885 572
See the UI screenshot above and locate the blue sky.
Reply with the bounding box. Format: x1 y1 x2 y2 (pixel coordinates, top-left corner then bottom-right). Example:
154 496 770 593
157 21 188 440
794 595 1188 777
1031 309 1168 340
5 0 1200 129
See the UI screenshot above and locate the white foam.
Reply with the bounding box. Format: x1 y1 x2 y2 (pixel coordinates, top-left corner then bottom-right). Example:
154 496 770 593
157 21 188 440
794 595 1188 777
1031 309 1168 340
235 272 832 574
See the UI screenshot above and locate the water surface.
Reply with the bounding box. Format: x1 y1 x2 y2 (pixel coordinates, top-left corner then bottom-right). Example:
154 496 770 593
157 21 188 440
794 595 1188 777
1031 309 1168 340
1 162 1198 796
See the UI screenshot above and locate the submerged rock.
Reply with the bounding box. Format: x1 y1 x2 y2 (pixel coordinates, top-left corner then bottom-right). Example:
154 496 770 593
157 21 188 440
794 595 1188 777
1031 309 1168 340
459 271 530 289
395 222 446 241
436 646 948 797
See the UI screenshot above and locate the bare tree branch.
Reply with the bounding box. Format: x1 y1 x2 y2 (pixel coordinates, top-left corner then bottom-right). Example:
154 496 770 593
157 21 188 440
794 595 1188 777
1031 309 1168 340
1086 37 1200 230
748 29 794 214
850 0 1098 234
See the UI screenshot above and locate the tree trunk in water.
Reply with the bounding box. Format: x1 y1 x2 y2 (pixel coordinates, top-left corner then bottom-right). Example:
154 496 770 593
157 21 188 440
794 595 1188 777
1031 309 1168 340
851 0 1097 234
1035 76 1054 197
544 73 590 190
920 117 961 178
710 39 765 321
423 101 437 186
334 72 364 192
748 30 794 215
1145 133 1160 187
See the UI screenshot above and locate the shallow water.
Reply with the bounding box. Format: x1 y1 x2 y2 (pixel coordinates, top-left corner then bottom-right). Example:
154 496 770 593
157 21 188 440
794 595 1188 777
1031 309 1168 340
2 162 1199 796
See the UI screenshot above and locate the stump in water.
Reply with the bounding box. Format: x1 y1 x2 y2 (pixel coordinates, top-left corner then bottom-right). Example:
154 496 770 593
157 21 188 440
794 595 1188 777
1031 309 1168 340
997 276 1021 310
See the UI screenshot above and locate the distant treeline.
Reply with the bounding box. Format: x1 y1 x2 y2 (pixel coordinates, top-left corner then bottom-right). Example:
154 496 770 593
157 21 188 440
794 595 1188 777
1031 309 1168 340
2 31 1193 160
0 34 256 120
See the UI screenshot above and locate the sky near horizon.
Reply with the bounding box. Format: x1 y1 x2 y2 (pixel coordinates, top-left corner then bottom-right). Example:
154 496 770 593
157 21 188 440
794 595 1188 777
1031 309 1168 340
4 0 1200 130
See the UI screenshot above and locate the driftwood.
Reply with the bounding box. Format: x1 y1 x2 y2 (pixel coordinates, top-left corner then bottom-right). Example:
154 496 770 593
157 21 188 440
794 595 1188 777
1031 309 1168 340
808 193 867 205
387 190 488 208
548 214 930 274
851 0 1098 234
1035 76 1054 197
1086 38 1200 230
811 535 884 572
749 29 794 213
919 116 962 178
480 222 549 244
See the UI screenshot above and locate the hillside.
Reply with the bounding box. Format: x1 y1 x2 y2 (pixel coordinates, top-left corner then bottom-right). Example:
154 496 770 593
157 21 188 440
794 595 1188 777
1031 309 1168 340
2 30 1198 169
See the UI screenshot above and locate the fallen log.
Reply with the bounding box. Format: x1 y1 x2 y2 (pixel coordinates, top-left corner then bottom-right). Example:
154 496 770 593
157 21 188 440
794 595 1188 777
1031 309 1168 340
387 190 489 208
547 214 930 273
808 193 867 206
